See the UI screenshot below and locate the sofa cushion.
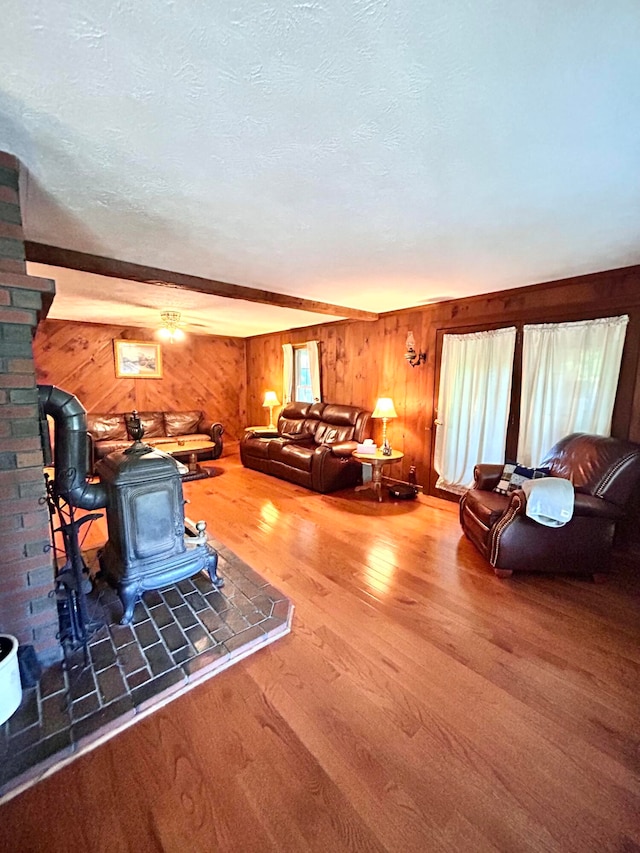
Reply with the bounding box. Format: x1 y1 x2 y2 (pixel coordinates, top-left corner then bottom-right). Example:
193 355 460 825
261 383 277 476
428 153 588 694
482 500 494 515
463 489 510 530
94 438 131 458
131 411 165 438
314 423 340 445
164 411 201 436
242 436 272 460
87 414 128 442
280 402 313 421
272 441 314 472
280 419 309 436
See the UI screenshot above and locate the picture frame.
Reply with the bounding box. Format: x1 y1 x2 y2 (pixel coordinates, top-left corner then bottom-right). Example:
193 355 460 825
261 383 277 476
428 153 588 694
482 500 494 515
114 339 163 379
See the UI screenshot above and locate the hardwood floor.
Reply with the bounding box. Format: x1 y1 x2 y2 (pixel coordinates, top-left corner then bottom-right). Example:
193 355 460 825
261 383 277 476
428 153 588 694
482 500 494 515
2 454 640 852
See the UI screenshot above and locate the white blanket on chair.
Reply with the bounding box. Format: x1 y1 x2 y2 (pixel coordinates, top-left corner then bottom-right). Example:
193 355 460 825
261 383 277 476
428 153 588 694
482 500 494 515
521 477 574 528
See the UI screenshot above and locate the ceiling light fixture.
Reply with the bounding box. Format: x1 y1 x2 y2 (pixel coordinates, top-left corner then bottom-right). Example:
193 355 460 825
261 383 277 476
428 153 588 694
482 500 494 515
158 310 185 343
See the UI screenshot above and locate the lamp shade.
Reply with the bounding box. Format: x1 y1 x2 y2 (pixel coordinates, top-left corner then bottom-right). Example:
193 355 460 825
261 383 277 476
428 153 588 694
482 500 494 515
262 391 281 408
372 397 398 419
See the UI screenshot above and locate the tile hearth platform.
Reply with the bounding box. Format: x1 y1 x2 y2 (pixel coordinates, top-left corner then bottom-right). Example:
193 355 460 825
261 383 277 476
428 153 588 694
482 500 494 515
0 536 293 803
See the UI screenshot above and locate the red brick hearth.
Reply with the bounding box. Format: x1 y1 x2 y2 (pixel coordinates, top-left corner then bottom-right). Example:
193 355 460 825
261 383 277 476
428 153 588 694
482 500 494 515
0 151 58 663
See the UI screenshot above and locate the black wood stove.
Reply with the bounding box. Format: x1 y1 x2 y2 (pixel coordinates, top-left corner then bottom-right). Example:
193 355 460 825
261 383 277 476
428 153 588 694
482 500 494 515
96 428 223 624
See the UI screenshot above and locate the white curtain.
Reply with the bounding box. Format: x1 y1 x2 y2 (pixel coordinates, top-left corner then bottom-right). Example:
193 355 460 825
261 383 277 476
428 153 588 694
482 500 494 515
306 340 321 402
517 315 629 466
282 343 293 404
434 327 516 493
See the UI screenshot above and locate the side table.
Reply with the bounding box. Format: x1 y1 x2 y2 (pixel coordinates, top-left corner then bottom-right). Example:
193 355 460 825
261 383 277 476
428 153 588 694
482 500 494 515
353 449 404 502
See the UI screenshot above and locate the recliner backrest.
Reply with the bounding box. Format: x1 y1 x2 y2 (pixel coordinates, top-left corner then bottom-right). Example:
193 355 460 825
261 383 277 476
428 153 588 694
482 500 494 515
541 433 640 507
312 404 372 445
278 402 316 435
277 401 371 445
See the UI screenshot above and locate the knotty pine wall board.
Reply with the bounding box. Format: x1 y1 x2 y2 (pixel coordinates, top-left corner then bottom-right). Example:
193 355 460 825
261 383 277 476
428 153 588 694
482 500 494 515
33 319 247 442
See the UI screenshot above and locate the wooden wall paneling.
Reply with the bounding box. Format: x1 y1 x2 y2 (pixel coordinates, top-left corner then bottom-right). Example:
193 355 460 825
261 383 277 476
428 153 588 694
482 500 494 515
340 323 359 409
330 323 344 404
419 313 437 488
389 312 412 480
342 323 359 407
34 323 137 414
249 331 284 427
34 320 247 441
398 312 432 487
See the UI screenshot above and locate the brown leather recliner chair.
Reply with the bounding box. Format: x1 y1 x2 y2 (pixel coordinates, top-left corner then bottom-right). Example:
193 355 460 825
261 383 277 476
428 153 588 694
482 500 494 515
240 401 371 493
459 433 640 580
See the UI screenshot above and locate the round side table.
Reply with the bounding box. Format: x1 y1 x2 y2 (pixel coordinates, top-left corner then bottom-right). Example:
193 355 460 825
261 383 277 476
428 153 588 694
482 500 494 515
353 449 404 502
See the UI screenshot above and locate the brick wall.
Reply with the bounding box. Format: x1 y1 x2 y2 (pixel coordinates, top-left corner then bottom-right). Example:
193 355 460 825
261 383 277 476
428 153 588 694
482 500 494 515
0 151 59 664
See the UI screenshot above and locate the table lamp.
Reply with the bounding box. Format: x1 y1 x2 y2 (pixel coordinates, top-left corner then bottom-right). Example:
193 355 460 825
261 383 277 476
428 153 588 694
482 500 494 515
372 397 397 456
262 391 281 428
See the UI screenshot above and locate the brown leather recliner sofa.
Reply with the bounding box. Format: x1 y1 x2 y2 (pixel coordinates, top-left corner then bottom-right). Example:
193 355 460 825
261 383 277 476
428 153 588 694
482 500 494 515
240 401 371 493
87 410 224 466
459 433 640 580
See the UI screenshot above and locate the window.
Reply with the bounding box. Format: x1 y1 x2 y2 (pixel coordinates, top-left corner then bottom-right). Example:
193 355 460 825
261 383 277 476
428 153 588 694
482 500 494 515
517 315 629 465
434 327 517 492
282 341 321 403
294 346 313 403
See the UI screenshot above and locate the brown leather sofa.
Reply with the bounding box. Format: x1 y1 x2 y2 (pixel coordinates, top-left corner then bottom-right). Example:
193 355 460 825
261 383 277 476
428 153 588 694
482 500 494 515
459 433 640 579
240 401 371 493
87 410 224 466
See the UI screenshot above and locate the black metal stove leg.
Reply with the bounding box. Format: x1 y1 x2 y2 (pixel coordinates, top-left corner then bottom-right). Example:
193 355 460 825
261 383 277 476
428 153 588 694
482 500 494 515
205 545 224 589
118 583 137 625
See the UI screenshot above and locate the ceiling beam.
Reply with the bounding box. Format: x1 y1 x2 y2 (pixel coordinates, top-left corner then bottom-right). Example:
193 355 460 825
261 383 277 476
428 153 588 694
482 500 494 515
24 242 379 322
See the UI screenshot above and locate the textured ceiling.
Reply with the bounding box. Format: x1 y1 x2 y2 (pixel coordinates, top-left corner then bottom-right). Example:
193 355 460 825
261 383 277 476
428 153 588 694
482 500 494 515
2 2 640 337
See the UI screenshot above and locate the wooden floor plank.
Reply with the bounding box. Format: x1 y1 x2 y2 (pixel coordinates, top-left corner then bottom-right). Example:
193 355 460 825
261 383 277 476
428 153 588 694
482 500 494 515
2 454 640 853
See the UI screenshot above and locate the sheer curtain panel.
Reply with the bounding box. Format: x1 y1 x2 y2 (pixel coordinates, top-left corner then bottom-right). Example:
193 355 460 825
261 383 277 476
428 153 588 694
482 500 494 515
306 341 321 402
517 315 629 466
434 327 516 493
282 344 294 404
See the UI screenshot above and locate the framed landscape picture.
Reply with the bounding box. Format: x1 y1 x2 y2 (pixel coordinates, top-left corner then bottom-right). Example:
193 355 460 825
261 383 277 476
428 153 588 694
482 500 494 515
114 340 163 378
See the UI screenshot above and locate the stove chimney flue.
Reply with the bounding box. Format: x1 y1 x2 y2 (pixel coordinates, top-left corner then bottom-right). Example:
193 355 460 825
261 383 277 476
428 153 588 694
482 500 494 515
37 384 107 510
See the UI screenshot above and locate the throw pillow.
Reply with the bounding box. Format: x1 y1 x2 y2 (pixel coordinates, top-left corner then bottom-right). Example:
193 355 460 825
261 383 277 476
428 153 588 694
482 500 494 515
494 463 551 494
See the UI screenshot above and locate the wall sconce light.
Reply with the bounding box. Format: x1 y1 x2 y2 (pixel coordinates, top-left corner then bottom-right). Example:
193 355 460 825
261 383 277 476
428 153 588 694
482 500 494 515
372 396 398 456
262 391 281 428
404 331 426 367
158 311 185 343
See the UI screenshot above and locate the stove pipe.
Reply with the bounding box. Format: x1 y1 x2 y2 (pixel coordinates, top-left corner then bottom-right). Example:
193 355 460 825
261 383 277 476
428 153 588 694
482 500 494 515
37 384 107 510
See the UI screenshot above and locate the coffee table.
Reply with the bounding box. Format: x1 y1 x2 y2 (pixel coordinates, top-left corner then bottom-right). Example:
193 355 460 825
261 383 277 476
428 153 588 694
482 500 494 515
159 440 216 477
353 449 404 502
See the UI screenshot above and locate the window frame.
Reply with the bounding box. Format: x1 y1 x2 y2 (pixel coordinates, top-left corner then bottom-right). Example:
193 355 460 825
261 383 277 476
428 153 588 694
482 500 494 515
292 344 314 403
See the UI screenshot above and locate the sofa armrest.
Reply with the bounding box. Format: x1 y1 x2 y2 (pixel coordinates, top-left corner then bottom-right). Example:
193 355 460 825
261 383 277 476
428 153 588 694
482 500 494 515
199 421 224 459
572 493 625 520
246 428 280 438
330 440 358 458
501 487 624 523
473 463 505 491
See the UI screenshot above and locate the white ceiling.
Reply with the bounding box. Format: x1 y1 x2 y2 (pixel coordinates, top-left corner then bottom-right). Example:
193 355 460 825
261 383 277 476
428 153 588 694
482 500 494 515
3 2 640 337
